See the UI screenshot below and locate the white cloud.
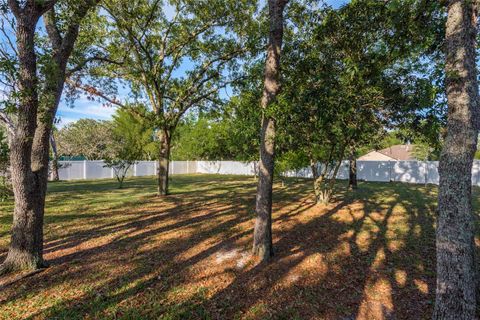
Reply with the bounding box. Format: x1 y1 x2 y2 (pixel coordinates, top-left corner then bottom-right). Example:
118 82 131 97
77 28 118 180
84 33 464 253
58 104 117 119
58 95 117 118
56 117 77 129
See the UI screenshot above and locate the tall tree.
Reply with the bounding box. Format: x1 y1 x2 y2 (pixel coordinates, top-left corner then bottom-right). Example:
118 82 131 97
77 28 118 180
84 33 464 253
252 0 289 261
0 0 57 272
83 0 255 196
0 0 99 273
434 1 478 318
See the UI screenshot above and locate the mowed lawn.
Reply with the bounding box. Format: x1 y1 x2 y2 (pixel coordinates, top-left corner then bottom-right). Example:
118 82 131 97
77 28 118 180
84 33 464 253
0 174 478 320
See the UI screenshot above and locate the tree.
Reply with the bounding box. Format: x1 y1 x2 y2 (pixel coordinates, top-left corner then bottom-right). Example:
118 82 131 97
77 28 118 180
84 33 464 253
0 0 57 272
279 0 443 204
252 0 289 262
81 0 256 196
171 95 260 162
0 0 100 273
434 1 478 318
104 105 155 188
57 118 114 160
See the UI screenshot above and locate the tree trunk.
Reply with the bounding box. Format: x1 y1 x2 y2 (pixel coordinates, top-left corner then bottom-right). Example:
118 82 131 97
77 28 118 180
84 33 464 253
50 133 59 181
317 160 342 205
348 149 357 190
1 2 98 274
252 0 289 262
157 129 171 196
434 1 479 319
0 15 47 273
310 157 324 204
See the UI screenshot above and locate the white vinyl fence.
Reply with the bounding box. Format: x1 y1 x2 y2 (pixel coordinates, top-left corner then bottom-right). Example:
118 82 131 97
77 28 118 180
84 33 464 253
57 160 480 186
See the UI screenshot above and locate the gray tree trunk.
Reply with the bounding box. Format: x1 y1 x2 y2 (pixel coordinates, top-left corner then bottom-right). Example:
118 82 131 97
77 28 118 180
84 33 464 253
1 1 98 273
50 133 59 181
434 1 479 319
1 7 49 273
348 149 357 190
252 0 289 262
157 129 171 196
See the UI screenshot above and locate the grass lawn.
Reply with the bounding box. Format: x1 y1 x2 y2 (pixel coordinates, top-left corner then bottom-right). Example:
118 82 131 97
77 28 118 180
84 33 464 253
0 174 478 319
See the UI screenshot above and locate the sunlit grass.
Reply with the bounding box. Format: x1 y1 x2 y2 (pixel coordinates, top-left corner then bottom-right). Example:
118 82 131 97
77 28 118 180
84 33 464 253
0 175 478 319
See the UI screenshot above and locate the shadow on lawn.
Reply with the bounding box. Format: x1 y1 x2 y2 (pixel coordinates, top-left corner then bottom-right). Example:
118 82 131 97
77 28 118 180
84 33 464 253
197 183 438 319
0 177 456 319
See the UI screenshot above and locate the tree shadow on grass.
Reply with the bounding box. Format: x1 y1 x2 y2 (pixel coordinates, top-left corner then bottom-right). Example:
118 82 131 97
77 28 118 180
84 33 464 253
0 177 472 320
183 182 440 319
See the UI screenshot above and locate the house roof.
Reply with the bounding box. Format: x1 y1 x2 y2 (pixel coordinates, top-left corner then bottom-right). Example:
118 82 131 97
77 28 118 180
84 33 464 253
376 144 415 160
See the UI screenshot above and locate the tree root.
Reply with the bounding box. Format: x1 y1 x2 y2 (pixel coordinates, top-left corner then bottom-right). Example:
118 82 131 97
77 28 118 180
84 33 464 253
0 265 47 291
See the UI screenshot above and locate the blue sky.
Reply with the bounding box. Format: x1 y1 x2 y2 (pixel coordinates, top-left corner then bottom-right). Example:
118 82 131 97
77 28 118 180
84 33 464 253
55 0 349 127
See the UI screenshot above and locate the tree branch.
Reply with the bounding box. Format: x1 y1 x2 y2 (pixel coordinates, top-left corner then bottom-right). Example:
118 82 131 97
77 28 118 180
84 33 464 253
43 8 62 49
66 78 126 108
0 110 16 136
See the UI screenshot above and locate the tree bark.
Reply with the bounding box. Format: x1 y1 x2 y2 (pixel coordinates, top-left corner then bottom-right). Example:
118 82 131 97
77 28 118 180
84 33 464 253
310 157 324 204
434 1 479 318
1 11 47 273
314 160 342 205
50 133 60 181
252 0 289 262
348 148 357 190
157 129 171 196
1 1 98 273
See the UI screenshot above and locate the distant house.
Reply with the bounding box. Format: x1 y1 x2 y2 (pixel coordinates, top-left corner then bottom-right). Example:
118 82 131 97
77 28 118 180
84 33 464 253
358 144 416 161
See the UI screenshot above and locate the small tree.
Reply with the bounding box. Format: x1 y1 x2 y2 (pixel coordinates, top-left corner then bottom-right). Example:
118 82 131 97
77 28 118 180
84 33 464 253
103 158 135 189
104 105 154 188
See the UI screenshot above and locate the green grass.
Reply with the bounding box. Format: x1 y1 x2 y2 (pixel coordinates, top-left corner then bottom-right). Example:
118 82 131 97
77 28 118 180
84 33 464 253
0 174 478 320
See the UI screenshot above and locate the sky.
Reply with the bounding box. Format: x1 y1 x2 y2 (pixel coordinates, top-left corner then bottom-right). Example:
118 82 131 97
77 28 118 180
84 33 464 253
55 0 350 128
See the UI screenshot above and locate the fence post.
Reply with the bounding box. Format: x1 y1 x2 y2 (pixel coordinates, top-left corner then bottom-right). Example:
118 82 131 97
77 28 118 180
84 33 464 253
111 167 114 179
83 160 87 180
133 162 137 177
154 161 157 176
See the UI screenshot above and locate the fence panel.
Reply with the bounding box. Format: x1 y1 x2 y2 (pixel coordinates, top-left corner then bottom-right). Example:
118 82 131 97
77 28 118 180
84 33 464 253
197 161 255 175
58 161 84 180
357 161 391 182
391 161 426 184
136 161 156 176
427 161 439 184
170 161 194 175
85 161 112 180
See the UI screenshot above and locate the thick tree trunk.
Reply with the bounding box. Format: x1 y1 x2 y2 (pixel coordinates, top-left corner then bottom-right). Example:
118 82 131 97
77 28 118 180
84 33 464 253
252 0 289 262
348 149 357 190
157 129 171 196
1 2 97 274
434 1 479 319
1 16 47 273
253 117 275 259
50 134 59 181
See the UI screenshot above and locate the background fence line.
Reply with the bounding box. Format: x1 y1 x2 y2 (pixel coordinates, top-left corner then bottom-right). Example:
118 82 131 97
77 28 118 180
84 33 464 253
57 159 480 186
